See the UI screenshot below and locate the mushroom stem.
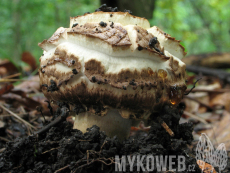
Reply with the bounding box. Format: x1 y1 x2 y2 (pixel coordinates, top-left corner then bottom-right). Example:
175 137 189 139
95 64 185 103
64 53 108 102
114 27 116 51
73 109 132 141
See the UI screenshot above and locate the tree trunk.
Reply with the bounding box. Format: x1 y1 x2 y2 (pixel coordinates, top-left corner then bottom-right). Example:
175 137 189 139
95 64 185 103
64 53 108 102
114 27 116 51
100 0 156 19
12 0 21 62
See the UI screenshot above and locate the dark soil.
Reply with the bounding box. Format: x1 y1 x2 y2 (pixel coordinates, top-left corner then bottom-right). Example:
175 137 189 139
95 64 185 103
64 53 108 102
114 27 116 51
0 103 202 173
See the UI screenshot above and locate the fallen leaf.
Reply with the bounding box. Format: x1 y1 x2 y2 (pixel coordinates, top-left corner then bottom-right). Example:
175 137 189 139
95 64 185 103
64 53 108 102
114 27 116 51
210 93 230 111
0 84 14 95
21 52 37 71
15 75 40 93
0 92 41 110
0 60 18 77
206 111 230 149
197 160 217 173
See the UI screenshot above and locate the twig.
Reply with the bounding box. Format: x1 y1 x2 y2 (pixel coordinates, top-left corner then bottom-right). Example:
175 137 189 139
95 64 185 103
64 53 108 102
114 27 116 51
100 140 107 151
157 117 174 137
42 147 60 154
184 78 202 95
36 106 46 123
0 136 10 142
186 65 230 83
1 73 21 79
45 100 53 115
0 103 36 130
55 150 115 173
34 107 69 135
72 158 114 173
34 116 62 135
183 111 208 124
0 148 6 153
78 139 91 142
184 95 213 111
185 88 230 93
0 79 37 82
73 160 95 173
54 165 70 173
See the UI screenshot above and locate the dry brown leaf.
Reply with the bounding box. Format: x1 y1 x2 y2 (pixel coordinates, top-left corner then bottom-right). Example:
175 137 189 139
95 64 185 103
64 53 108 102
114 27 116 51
184 98 200 113
0 60 18 76
21 52 37 71
0 84 14 95
206 111 230 149
197 160 217 173
184 83 222 114
15 75 40 93
210 93 230 111
0 92 41 110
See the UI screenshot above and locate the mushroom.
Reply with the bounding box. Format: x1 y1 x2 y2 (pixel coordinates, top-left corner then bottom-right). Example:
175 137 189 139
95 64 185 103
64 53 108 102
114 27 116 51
38 11 187 141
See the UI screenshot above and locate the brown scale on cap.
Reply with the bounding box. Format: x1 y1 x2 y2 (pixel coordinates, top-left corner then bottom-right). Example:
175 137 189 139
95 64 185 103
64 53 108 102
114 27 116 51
69 22 131 47
39 11 187 133
134 26 165 57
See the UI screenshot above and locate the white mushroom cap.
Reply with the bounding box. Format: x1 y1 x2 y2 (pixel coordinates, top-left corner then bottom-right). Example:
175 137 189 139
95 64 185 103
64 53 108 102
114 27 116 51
38 11 187 120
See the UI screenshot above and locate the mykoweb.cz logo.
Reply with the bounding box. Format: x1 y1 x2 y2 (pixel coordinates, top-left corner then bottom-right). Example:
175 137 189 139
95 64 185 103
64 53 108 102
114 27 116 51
114 133 228 172
115 155 194 172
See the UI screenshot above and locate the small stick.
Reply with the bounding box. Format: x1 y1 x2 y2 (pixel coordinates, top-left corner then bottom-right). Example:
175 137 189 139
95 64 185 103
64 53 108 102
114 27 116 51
0 103 36 130
34 115 62 135
0 79 38 82
184 78 202 95
0 148 6 153
0 136 10 142
1 73 21 79
183 111 208 124
54 165 70 173
185 88 230 93
45 100 53 115
157 117 174 137
34 107 69 135
42 147 60 154
36 106 46 122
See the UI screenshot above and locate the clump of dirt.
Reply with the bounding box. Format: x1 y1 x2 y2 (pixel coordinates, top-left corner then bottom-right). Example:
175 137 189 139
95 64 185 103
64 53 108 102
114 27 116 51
95 4 118 12
0 103 202 173
95 4 132 14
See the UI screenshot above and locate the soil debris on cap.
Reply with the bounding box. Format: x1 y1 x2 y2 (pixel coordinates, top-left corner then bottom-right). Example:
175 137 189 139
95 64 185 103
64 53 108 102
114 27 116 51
110 21 114 28
138 46 143 51
95 4 118 12
92 76 97 82
72 23 78 28
124 9 132 14
71 60 75 64
149 37 164 55
99 21 107 27
72 69 78 75
149 37 158 48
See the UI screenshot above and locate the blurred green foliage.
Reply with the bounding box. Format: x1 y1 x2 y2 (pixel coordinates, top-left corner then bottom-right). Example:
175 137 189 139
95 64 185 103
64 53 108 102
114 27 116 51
0 0 229 66
151 0 230 55
0 0 99 64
